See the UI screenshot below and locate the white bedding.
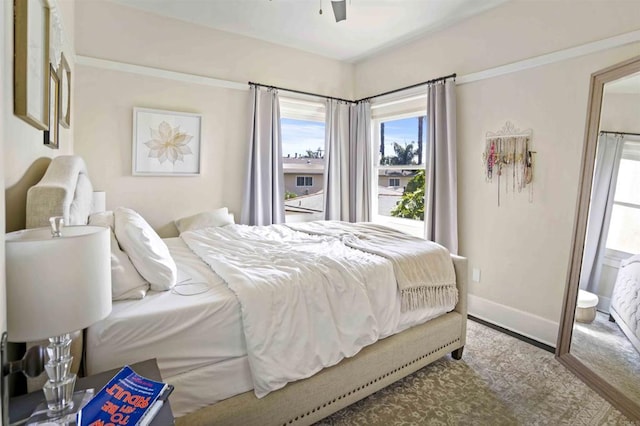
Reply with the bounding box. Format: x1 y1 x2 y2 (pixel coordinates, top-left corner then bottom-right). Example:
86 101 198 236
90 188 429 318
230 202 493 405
85 238 244 378
182 224 384 397
87 225 455 416
181 223 456 398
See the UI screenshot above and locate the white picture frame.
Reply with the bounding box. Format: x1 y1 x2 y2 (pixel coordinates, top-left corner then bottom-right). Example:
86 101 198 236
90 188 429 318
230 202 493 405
132 108 202 176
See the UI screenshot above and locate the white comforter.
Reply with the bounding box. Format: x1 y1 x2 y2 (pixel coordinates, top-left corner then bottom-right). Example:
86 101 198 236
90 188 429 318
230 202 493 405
288 221 457 312
181 224 398 397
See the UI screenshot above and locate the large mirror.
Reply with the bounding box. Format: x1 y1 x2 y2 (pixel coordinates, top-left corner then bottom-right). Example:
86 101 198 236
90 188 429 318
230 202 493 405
557 55 640 421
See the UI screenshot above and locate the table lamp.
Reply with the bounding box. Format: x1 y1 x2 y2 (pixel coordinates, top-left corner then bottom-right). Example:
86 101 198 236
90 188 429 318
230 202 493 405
2 218 112 421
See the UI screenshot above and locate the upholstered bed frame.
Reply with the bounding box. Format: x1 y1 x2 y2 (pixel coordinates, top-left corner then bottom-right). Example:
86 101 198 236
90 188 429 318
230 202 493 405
610 255 640 354
26 156 468 425
180 258 467 426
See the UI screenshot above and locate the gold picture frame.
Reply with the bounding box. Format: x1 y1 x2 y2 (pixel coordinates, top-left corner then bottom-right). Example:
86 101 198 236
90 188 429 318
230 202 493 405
14 0 50 130
44 65 60 149
58 52 71 128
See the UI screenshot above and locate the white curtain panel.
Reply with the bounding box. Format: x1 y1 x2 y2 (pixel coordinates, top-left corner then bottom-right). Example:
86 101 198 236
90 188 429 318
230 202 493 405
241 86 285 226
324 100 352 221
579 133 624 293
425 79 458 254
349 102 373 222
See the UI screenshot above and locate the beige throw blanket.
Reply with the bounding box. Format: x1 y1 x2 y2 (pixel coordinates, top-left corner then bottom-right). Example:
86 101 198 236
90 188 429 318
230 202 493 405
287 221 457 312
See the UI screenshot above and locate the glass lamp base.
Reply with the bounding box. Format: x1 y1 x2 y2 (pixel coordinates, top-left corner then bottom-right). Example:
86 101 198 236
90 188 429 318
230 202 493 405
43 334 76 414
26 389 94 426
43 373 76 412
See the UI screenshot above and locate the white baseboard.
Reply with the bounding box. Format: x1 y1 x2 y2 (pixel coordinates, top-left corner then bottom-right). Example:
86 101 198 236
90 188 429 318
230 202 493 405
468 294 559 348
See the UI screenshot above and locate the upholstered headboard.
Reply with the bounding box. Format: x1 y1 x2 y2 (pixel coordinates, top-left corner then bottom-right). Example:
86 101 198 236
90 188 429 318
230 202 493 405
26 155 94 228
24 155 93 392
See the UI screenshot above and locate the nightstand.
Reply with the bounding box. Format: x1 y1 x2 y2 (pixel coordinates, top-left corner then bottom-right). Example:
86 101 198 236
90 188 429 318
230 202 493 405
9 358 174 425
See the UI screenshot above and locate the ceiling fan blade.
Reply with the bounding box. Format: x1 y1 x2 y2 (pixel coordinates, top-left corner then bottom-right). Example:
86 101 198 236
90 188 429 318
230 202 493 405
331 0 346 22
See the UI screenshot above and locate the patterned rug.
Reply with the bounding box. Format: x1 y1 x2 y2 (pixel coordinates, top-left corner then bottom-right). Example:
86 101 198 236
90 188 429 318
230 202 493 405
572 311 640 404
316 320 635 425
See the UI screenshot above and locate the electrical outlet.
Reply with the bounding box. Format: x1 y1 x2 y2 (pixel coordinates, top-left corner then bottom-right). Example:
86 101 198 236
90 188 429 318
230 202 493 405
472 268 481 283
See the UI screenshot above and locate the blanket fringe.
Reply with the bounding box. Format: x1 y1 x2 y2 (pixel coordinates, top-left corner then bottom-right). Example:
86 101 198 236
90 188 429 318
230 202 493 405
401 285 459 313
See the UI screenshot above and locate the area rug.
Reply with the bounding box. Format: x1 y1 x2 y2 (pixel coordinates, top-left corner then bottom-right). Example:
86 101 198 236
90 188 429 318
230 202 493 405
572 311 640 404
316 319 634 425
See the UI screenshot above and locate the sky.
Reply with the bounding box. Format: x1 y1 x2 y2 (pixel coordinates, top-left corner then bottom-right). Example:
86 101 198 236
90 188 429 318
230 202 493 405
281 116 426 161
380 116 426 162
281 118 324 158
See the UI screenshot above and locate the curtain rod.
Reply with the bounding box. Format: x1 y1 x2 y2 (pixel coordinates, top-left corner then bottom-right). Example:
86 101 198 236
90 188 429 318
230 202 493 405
600 130 640 137
357 73 457 102
248 72 456 104
248 82 353 103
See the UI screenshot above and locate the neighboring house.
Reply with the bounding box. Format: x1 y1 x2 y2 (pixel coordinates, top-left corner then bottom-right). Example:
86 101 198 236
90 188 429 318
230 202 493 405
377 169 418 190
283 157 324 196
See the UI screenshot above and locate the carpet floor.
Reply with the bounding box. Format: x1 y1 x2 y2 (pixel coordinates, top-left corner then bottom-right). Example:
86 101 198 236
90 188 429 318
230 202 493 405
315 319 635 425
572 311 640 405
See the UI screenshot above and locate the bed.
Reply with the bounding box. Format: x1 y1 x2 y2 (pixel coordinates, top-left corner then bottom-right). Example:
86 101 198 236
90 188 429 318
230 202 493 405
25 155 468 426
610 254 640 354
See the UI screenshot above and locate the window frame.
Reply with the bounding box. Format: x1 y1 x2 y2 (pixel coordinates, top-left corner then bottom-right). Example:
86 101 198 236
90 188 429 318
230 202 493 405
371 109 428 238
280 96 326 222
604 140 640 258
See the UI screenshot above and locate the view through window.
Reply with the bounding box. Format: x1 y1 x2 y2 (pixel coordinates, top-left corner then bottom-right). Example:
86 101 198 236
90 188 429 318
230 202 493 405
281 117 325 221
606 149 640 255
376 115 427 221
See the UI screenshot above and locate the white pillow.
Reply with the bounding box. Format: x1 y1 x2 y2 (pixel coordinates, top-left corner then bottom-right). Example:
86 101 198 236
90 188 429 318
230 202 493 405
174 208 235 233
114 207 177 291
89 210 115 229
89 212 149 300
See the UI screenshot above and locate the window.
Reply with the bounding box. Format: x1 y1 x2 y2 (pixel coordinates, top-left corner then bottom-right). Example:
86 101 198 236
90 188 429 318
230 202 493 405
372 113 427 229
280 97 326 222
296 176 313 187
606 142 640 256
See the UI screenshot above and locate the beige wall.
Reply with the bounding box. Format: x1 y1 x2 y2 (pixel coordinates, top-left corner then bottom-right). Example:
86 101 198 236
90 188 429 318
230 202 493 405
4 0 75 233
74 0 353 237
354 0 640 98
354 0 640 339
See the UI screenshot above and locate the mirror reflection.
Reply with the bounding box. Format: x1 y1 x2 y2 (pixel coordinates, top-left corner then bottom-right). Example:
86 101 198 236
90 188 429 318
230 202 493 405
571 71 640 403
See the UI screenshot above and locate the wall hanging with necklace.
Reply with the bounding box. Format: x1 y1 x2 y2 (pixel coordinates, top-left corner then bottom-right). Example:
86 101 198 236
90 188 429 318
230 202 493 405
482 121 535 206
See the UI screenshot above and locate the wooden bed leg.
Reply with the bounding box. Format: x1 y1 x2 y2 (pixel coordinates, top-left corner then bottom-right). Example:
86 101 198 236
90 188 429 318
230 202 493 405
609 314 616 323
451 347 464 360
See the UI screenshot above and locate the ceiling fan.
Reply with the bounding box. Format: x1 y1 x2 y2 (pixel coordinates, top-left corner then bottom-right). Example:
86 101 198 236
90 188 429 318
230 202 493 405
319 0 347 22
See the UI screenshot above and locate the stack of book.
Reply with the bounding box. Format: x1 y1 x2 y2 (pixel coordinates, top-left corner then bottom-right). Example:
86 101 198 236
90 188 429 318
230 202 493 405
25 366 172 426
75 365 173 426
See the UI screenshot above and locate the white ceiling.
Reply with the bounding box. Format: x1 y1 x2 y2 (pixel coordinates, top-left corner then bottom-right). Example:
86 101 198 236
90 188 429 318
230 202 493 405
606 72 640 95
111 0 509 62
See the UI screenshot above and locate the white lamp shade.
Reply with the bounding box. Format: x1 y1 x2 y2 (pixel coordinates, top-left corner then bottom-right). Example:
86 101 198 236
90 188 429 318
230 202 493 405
6 226 112 342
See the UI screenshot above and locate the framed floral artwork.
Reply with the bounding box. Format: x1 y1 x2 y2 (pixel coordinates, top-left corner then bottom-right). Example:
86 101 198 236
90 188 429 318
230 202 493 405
14 0 50 130
43 64 59 149
132 108 202 176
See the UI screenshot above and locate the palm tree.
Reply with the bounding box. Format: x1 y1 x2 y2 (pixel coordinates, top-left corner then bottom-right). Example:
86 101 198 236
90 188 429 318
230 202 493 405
417 116 424 165
392 142 416 165
380 122 386 162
